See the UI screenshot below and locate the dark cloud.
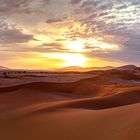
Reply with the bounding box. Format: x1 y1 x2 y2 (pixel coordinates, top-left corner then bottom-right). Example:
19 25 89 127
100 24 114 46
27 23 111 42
41 42 62 47
30 44 67 53
88 50 140 65
0 21 34 44
131 0 140 5
70 0 82 4
81 0 100 8
0 0 32 14
46 19 63 23
99 12 109 17
43 0 51 3
0 0 51 15
97 2 114 11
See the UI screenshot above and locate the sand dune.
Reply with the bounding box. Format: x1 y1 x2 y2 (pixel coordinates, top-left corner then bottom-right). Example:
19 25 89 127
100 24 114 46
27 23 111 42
0 71 140 140
0 104 140 140
0 81 140 112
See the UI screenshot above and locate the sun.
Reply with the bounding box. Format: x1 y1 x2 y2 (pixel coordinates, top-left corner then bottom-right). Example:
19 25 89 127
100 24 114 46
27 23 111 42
45 53 88 67
66 39 85 52
63 53 87 67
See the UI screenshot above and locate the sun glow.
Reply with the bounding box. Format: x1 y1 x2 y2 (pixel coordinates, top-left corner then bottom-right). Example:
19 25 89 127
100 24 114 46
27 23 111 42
86 38 120 50
66 39 85 52
65 38 120 53
45 53 88 67
63 53 87 67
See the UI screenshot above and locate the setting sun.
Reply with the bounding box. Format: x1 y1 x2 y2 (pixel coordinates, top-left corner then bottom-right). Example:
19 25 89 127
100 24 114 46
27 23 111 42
64 53 87 67
66 39 85 52
45 53 88 67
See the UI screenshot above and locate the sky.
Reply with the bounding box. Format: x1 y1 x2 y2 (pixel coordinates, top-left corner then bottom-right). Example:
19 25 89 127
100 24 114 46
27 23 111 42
0 0 140 69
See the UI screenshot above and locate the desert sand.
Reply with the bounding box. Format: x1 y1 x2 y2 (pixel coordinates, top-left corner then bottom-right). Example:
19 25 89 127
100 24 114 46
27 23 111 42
0 69 140 140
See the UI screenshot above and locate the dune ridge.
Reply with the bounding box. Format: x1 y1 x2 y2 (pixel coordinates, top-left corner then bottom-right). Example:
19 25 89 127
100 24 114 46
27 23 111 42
0 70 140 140
0 81 140 115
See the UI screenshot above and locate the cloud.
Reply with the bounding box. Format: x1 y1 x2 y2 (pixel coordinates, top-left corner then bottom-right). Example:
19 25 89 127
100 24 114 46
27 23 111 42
0 21 34 44
39 42 68 52
46 19 63 23
41 42 63 47
81 0 100 8
0 0 140 66
0 0 32 14
88 50 140 65
0 0 51 16
68 0 140 65
70 0 82 4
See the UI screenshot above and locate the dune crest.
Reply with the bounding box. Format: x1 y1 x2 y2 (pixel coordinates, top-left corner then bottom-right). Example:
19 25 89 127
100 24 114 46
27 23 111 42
0 68 140 140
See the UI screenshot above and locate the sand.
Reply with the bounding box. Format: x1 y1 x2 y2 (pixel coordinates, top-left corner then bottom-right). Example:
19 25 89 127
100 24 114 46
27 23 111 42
0 104 140 140
0 72 140 140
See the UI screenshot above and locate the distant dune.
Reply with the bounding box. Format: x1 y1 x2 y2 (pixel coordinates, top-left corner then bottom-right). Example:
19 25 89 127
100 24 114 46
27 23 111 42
59 65 140 73
0 66 9 70
115 65 138 71
0 64 139 72
59 66 115 71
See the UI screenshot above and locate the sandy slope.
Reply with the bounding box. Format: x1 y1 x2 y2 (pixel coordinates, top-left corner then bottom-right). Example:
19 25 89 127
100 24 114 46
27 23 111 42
0 81 140 140
0 82 140 112
0 104 140 140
